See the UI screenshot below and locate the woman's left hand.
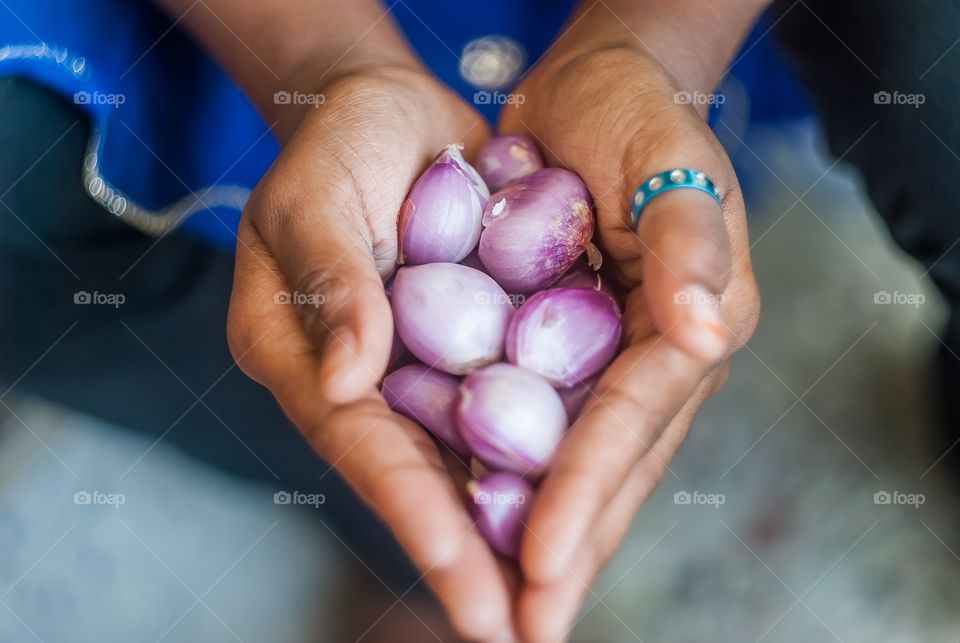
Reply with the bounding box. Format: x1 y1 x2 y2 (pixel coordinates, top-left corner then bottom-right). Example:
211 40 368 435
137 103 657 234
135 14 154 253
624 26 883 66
499 42 761 642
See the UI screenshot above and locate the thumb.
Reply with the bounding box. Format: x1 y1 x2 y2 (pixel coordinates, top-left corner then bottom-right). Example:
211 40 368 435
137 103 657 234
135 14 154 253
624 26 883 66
251 184 393 404
634 169 734 362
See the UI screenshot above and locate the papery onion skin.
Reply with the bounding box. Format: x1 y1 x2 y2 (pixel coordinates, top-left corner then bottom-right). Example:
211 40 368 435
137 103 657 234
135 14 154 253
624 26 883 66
398 145 490 265
392 263 513 375
456 363 567 477
479 168 595 293
382 365 470 456
554 259 616 298
506 287 622 388
468 473 534 558
476 134 545 192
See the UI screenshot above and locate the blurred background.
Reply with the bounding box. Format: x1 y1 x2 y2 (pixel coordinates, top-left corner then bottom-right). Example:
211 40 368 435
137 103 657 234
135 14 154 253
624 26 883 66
2 2 960 642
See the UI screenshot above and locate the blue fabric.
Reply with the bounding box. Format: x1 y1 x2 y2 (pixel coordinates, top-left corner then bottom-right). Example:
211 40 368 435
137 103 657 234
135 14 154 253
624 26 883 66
0 0 806 250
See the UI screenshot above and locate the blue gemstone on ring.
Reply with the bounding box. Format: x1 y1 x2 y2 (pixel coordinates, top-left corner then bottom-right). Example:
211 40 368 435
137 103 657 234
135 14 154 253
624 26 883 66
631 169 722 228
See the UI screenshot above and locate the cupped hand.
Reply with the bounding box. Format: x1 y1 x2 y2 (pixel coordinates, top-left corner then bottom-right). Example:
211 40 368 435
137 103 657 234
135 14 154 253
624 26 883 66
226 67 517 642
500 46 761 642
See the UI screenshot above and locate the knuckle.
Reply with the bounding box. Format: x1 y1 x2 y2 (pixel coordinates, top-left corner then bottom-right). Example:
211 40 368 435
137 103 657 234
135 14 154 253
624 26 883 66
247 174 306 246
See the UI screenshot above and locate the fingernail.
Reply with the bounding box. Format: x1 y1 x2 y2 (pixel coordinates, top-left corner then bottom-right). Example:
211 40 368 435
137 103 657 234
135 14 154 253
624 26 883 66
679 285 728 358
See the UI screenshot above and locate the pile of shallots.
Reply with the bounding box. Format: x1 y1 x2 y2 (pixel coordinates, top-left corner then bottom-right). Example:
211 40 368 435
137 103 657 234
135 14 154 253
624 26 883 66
382 134 622 558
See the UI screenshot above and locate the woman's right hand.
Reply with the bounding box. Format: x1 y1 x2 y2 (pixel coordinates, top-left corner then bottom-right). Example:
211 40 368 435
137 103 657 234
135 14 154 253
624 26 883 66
226 66 517 642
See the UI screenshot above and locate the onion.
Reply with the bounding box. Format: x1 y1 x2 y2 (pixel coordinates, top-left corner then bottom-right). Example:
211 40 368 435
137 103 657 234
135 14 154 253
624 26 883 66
398 145 490 265
506 287 621 387
479 168 595 293
456 363 566 477
382 365 470 456
467 472 534 558
475 134 545 192
392 263 513 374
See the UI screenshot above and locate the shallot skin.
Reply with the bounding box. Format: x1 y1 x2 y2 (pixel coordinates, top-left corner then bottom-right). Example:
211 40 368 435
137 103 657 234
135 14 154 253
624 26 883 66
391 263 513 375
505 287 622 388
468 472 534 558
554 259 616 298
398 145 490 265
475 134 545 192
456 363 567 477
478 168 595 293
382 365 470 456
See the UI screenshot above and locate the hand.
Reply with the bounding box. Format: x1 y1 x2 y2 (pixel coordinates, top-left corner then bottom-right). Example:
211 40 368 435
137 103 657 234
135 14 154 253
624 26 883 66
226 67 518 642
500 46 761 641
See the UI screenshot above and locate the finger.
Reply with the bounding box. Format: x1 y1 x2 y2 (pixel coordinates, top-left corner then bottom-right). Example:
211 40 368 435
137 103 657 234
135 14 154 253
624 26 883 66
322 400 519 642
229 223 517 641
519 373 722 643
519 327 710 585
247 167 394 404
517 463 655 643
635 175 734 362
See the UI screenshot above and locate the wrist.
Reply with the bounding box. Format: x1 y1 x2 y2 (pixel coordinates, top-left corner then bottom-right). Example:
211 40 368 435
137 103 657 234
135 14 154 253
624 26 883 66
549 0 770 96
269 57 423 142
156 0 423 142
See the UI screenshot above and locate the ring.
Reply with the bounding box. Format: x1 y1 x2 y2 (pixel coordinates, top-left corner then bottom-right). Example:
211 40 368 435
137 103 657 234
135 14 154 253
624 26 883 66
631 169 722 228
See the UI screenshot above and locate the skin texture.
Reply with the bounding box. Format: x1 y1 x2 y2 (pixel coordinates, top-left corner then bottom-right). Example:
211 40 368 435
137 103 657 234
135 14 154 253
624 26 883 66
156 0 768 641
500 48 761 643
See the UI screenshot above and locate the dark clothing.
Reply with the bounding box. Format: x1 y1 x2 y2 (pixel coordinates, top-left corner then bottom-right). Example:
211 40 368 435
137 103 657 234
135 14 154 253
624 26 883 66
0 77 415 587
